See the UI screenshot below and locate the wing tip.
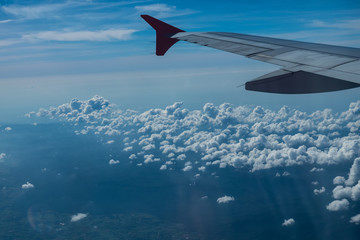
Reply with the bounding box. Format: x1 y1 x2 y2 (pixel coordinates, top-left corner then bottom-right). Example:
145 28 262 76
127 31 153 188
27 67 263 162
141 14 184 56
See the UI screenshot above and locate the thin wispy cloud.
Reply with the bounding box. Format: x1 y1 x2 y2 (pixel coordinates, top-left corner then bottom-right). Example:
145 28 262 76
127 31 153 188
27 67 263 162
22 29 137 42
309 19 360 30
2 3 65 19
135 3 195 18
0 39 23 47
0 19 13 23
135 3 175 12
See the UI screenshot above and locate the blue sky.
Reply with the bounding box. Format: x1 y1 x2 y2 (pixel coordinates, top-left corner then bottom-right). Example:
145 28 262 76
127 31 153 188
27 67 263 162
0 0 360 122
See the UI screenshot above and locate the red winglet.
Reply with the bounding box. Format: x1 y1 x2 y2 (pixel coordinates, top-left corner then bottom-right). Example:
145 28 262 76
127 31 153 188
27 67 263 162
141 15 185 56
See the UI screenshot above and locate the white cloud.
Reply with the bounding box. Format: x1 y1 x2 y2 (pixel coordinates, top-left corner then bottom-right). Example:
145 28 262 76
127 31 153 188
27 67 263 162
109 159 119 165
282 218 295 226
29 97 360 176
326 199 349 211
345 158 360 186
333 176 345 185
0 153 6 161
349 213 360 224
309 19 360 31
135 4 174 12
198 166 206 172
177 154 186 161
0 39 22 47
182 165 192 172
282 171 291 176
123 146 133 152
0 19 13 24
135 3 194 18
23 29 137 42
310 167 324 172
70 213 88 222
328 157 360 211
217 195 235 204
21 181 34 189
2 4 64 19
314 187 326 195
106 140 115 144
4 127 12 131
332 185 352 200
24 97 360 222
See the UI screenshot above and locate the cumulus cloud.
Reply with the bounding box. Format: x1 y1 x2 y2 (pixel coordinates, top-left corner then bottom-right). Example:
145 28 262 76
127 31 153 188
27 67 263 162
282 171 291 176
345 158 360 186
109 159 119 165
21 181 34 189
182 165 192 172
28 96 360 176
217 195 235 204
310 167 324 172
333 176 345 185
26 97 360 220
70 213 88 222
349 213 360 224
4 127 12 131
0 153 5 162
314 187 326 195
282 218 295 226
327 157 360 212
198 166 206 172
29 96 360 175
326 199 349 211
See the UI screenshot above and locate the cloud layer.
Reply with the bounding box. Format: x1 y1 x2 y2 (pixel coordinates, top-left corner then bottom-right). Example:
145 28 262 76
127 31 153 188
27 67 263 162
29 96 360 173
28 96 360 225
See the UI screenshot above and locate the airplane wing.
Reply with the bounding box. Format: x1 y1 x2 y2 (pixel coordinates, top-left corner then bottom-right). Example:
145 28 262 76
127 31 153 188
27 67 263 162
141 15 360 94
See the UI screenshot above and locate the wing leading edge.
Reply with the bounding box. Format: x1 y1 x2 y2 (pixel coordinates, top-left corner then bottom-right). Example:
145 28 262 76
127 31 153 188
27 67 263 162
141 15 360 94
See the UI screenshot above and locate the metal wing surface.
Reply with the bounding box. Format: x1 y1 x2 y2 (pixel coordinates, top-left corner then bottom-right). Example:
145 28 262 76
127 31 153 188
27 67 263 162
141 15 360 94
